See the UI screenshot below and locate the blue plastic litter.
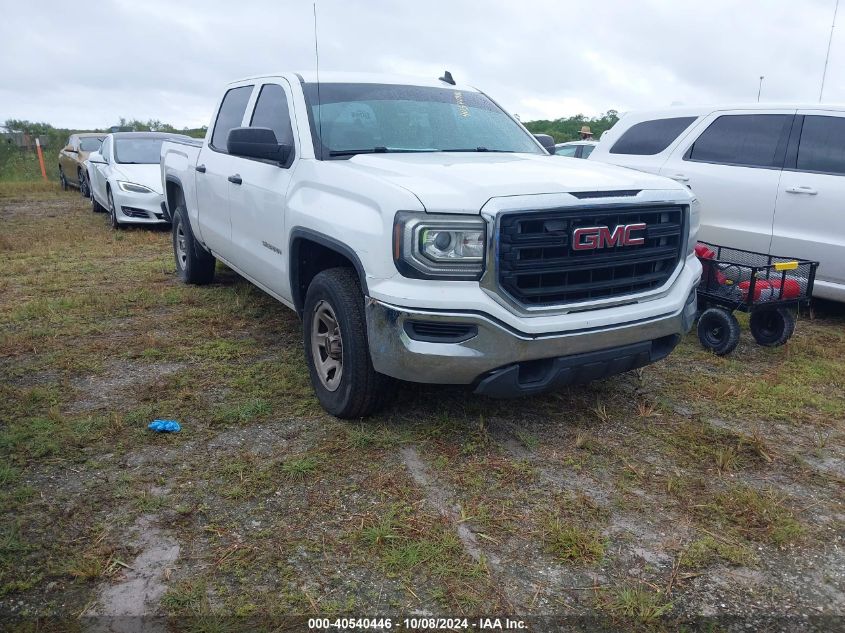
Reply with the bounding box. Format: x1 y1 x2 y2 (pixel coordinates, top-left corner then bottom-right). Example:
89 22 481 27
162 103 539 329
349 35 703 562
148 420 181 433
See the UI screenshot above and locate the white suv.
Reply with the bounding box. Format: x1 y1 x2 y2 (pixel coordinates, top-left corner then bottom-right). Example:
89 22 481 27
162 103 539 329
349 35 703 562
590 105 845 302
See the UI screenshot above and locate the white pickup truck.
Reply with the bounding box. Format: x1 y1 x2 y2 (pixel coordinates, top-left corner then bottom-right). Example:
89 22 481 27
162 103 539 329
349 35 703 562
161 72 701 418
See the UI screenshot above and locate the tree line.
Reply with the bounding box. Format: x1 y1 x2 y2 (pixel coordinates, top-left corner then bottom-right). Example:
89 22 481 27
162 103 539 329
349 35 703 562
523 110 620 143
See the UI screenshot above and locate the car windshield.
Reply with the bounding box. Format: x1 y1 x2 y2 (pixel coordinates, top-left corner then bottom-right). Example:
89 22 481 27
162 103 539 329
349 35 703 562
113 138 165 164
79 137 104 152
303 82 543 158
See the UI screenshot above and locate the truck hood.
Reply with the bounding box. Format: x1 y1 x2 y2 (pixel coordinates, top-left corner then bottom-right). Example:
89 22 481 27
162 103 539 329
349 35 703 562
341 152 687 214
110 164 163 194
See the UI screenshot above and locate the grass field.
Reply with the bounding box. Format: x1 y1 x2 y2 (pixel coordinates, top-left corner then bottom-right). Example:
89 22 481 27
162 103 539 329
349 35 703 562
1 183 843 630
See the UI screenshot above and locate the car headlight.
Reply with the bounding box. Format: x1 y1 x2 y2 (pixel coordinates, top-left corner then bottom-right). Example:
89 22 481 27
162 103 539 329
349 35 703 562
687 198 701 256
117 181 153 194
393 211 486 280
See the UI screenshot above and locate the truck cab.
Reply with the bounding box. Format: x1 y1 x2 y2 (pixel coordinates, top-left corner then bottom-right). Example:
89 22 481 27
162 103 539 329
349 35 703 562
161 72 701 418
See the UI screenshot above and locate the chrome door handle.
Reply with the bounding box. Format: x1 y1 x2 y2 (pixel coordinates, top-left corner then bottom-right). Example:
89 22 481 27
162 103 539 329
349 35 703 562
785 185 818 195
669 173 689 182
228 174 243 185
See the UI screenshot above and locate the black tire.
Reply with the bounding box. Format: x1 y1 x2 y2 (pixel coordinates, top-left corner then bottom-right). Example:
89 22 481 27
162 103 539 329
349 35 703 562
172 205 216 284
303 268 389 419
79 170 90 198
59 168 68 191
697 307 741 356
749 308 795 347
107 188 123 230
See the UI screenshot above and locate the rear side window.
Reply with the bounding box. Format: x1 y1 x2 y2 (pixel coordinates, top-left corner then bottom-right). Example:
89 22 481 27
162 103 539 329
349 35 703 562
211 85 253 152
796 115 845 175
250 84 295 146
609 117 696 155
687 114 792 168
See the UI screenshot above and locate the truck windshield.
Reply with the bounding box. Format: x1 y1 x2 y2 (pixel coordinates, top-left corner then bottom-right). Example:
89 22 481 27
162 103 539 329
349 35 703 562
303 83 543 158
114 138 166 164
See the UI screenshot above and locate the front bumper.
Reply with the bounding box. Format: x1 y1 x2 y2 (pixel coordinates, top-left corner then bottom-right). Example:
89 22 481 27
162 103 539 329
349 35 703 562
365 285 698 396
113 190 168 224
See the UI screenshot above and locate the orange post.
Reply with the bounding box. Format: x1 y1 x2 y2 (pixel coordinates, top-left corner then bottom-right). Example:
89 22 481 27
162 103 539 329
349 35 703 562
35 138 47 181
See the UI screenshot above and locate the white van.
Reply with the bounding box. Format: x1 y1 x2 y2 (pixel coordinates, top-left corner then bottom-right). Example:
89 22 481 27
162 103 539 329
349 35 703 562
590 105 845 302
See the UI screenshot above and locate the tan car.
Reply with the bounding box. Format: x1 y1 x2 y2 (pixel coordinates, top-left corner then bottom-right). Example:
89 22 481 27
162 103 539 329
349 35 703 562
58 133 105 197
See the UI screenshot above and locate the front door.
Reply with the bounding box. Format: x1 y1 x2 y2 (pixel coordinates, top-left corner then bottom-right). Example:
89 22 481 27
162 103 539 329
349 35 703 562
771 112 845 299
660 110 795 253
228 80 299 299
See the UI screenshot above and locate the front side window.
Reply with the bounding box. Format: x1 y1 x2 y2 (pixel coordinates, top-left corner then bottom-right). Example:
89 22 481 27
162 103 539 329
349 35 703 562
302 83 543 158
114 138 166 164
796 115 845 175
609 117 697 155
211 85 253 152
101 137 111 160
250 83 295 146
581 144 595 158
79 137 103 152
687 114 792 168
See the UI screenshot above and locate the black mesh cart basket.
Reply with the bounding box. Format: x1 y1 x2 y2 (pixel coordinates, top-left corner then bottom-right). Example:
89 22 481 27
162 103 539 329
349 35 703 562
694 242 819 355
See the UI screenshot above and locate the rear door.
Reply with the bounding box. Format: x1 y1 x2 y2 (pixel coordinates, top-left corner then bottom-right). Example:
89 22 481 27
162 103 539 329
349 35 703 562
228 79 299 299
659 110 795 253
195 84 254 258
771 111 845 299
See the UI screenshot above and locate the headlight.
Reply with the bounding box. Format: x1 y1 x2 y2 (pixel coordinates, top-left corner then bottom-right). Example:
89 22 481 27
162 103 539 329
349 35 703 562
687 198 701 256
394 211 486 280
117 181 153 194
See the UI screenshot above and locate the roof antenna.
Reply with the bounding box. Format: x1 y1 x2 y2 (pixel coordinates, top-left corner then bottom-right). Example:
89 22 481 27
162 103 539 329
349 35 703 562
313 2 324 159
439 70 455 86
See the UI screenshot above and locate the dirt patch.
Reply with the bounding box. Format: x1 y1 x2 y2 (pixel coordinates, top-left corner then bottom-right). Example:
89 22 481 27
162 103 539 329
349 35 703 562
400 446 497 566
69 360 186 413
86 515 179 621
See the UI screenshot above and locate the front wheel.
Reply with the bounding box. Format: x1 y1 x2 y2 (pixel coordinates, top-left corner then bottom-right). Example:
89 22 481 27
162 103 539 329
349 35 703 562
697 307 741 356
303 268 388 419
107 189 122 230
172 205 215 284
749 308 795 347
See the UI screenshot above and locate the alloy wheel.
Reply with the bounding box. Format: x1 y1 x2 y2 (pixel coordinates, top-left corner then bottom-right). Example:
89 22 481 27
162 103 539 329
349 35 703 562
310 300 343 391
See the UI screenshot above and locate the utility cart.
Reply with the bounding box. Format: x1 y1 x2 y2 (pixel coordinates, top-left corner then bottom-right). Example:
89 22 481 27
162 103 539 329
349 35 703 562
694 242 818 356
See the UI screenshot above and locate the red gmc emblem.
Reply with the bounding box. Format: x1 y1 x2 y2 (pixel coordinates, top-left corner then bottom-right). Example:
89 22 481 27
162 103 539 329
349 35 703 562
572 223 647 251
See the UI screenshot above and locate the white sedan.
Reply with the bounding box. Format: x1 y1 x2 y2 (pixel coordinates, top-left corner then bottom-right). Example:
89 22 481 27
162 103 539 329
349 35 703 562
88 132 190 229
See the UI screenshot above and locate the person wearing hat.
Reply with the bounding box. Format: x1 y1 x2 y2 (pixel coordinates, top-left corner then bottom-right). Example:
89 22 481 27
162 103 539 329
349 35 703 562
579 125 594 140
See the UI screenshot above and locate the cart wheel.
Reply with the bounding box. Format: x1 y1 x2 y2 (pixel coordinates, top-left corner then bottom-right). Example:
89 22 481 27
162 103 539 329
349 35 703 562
697 308 741 356
749 308 795 347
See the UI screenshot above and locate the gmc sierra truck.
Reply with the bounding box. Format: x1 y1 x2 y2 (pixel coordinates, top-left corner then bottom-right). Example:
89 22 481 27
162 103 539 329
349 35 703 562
161 72 701 418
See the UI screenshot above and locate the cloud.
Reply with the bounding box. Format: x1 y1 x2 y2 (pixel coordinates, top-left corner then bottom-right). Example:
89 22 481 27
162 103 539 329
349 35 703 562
1 0 842 129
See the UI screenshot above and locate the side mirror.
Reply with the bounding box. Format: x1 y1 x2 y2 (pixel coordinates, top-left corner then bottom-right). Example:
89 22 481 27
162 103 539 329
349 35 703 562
64 145 76 153
227 127 291 163
88 152 106 164
533 134 556 154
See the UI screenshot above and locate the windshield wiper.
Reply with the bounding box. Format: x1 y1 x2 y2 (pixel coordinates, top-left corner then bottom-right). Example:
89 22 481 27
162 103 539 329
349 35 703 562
329 147 438 157
441 147 515 153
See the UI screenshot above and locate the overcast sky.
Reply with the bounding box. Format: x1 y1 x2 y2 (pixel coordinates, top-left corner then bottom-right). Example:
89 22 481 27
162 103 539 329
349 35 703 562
1 0 842 129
